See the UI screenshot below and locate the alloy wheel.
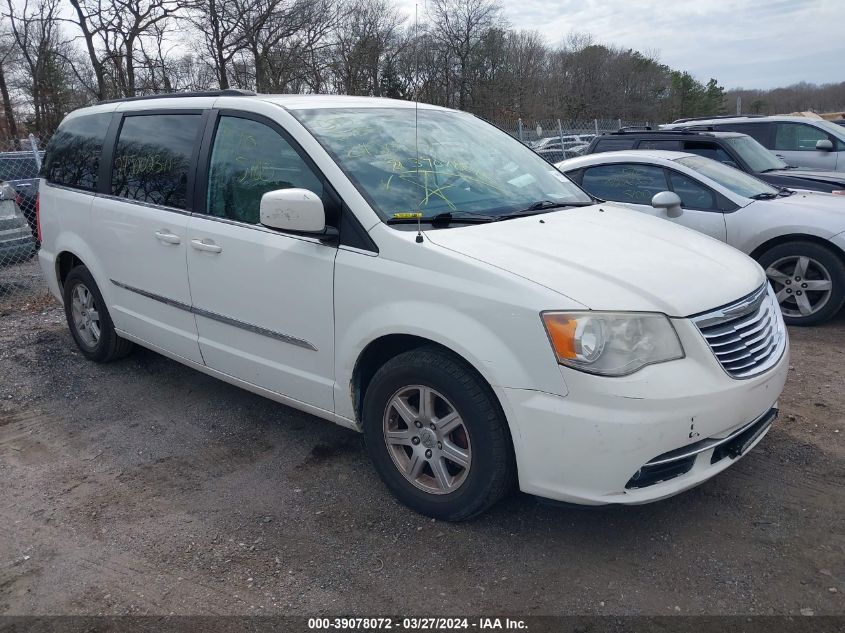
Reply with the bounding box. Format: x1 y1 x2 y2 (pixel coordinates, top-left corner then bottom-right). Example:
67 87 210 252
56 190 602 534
382 385 472 495
766 255 833 318
70 282 101 347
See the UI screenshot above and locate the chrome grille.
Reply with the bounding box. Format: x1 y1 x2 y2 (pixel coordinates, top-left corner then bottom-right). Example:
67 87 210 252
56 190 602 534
692 284 787 379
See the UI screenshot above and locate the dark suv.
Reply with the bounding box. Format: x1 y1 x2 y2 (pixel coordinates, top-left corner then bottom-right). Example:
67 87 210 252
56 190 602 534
0 150 43 240
583 128 845 193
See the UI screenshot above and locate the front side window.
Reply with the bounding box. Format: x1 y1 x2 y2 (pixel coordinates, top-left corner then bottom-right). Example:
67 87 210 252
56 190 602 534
206 116 323 225
42 113 111 191
668 171 716 209
581 164 667 204
295 107 591 221
111 114 202 209
675 155 778 199
774 123 828 151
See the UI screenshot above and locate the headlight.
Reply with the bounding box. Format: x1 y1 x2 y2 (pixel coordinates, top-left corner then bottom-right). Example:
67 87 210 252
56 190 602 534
541 311 684 376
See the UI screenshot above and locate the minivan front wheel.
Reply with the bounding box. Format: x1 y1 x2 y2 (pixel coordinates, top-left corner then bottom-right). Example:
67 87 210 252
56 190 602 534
759 241 845 326
63 265 134 362
362 346 515 521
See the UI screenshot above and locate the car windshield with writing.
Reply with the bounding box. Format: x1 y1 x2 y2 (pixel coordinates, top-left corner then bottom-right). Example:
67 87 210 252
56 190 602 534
675 155 779 199
295 107 592 222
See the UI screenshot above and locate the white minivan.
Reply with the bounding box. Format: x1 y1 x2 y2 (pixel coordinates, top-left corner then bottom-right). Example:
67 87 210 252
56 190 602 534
38 91 789 520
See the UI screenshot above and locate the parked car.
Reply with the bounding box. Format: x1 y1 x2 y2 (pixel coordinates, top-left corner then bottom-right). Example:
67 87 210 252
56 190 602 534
558 150 845 325
530 135 590 163
0 181 36 266
662 115 845 170
583 128 845 194
0 150 43 240
39 92 787 520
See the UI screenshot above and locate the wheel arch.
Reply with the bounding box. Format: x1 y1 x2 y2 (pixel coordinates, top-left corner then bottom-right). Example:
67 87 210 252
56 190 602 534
350 334 505 429
750 233 845 264
55 251 86 289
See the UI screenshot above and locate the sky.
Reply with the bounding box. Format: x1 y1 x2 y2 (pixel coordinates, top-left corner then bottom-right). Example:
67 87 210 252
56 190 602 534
398 0 844 90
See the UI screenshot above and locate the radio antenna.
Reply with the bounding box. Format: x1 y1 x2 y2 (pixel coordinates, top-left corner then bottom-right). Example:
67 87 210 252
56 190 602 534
414 1 423 243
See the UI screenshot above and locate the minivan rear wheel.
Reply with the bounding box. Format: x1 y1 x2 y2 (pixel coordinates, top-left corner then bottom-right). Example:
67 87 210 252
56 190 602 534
63 265 134 362
362 346 515 521
759 241 845 326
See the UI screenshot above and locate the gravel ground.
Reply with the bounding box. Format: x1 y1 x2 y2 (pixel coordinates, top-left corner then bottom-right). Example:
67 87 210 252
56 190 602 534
0 261 843 617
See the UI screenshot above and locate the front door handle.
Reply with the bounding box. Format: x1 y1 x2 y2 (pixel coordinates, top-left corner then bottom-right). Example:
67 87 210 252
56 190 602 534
190 238 223 254
154 230 181 245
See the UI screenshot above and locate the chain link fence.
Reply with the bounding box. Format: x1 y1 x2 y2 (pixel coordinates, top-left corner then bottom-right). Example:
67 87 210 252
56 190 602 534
0 132 51 312
489 117 648 163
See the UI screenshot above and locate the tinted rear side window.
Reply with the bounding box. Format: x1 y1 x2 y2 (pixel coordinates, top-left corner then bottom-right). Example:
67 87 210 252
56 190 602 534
714 123 770 146
593 138 636 152
42 113 111 191
111 114 203 210
637 139 681 150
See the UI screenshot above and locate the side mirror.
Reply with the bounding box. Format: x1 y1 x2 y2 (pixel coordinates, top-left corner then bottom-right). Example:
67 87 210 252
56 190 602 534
816 139 834 152
260 188 334 240
651 191 683 218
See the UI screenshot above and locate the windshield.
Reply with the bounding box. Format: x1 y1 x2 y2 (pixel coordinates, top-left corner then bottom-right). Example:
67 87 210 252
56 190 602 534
676 155 779 198
723 136 786 172
295 107 592 220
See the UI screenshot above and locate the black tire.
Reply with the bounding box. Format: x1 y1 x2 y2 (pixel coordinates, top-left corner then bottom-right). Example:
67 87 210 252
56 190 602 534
63 265 134 362
362 346 515 521
758 241 845 326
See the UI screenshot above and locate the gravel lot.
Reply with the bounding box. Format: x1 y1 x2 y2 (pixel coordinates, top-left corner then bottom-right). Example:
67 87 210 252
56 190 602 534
0 260 843 617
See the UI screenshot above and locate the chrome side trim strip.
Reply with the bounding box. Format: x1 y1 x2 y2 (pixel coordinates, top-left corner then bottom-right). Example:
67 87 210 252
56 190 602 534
110 279 317 351
111 279 192 311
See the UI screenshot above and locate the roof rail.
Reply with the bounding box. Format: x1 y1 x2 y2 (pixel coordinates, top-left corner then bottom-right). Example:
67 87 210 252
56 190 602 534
609 128 700 136
682 125 717 132
671 114 766 124
98 89 256 105
617 125 653 132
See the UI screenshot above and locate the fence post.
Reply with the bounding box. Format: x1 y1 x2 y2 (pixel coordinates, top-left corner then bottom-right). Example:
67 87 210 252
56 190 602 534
557 119 564 148
618 118 622 130
28 133 42 170
517 118 523 143
594 119 599 136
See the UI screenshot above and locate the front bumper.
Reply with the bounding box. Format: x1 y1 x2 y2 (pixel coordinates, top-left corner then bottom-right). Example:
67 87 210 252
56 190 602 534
500 317 789 505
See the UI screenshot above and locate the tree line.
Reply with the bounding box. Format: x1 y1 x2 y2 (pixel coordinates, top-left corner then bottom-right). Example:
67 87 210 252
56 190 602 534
0 0 836 142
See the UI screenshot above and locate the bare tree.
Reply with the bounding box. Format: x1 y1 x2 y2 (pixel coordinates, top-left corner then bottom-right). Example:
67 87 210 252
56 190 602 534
0 24 19 140
426 0 503 110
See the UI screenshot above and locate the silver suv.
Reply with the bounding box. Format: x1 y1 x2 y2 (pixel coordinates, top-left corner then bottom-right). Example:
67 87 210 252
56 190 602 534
663 115 845 170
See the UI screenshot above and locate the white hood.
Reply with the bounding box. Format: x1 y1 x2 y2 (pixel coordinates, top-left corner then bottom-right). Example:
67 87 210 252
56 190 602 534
424 204 766 316
761 191 845 234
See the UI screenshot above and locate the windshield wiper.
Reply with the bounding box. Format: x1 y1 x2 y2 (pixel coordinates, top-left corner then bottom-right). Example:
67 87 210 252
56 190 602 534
750 192 779 200
493 200 593 221
777 187 795 196
385 211 494 226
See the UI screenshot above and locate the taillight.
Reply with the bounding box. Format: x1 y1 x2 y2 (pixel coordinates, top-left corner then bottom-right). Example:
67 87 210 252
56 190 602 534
35 193 42 242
